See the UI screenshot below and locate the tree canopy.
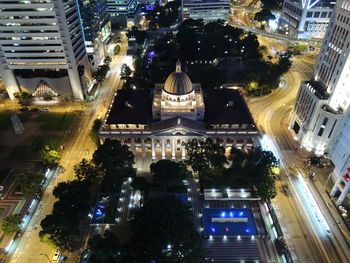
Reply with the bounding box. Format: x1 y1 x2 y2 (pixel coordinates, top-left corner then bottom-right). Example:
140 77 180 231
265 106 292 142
41 145 61 166
185 138 227 175
74 158 100 183
40 180 91 250
131 195 202 262
254 9 276 23
93 140 135 191
17 171 44 196
150 160 190 186
1 214 22 235
145 0 180 30
88 230 121 263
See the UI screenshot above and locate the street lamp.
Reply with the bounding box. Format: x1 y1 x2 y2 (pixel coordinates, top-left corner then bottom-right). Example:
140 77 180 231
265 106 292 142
39 253 52 263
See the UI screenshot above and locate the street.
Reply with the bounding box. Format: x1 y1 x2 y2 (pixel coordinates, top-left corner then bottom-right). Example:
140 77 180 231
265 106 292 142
8 35 128 263
249 48 350 262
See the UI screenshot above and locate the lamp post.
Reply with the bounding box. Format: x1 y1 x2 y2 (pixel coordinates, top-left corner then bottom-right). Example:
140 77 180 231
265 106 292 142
39 253 52 263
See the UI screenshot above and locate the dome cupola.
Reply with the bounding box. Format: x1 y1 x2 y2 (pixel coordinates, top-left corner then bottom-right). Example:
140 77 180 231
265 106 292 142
163 61 193 95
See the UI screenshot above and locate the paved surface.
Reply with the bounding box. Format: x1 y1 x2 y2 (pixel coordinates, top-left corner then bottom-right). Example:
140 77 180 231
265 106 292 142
249 46 350 262
8 34 128 263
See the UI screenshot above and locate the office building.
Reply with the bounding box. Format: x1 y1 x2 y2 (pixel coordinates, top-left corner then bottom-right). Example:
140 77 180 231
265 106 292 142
182 0 231 22
290 0 350 204
78 0 111 70
279 0 335 39
0 0 91 101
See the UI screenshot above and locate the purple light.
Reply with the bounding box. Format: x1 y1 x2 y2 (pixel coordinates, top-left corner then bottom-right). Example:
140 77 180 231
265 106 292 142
149 51 155 57
211 227 216 232
225 227 229 232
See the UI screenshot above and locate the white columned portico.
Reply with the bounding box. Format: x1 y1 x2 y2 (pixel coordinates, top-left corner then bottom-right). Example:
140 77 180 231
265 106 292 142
141 139 145 156
171 138 176 159
151 138 156 160
162 138 166 159
181 140 186 159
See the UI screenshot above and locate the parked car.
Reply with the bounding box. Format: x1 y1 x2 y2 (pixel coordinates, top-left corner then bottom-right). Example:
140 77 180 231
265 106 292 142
52 249 61 262
30 108 39 112
19 107 29 112
40 108 49 112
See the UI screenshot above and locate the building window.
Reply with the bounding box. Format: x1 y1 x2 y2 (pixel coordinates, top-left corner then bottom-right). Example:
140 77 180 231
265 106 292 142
321 12 327 18
318 127 324 136
306 11 312 18
313 12 320 18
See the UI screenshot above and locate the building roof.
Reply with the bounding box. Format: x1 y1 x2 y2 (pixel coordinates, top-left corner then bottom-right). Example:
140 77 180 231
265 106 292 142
105 89 152 125
152 117 207 131
204 88 255 125
163 62 193 95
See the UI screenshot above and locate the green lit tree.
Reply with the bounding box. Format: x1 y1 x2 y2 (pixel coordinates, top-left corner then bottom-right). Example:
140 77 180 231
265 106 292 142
74 158 100 183
1 214 22 235
18 171 44 196
41 145 61 166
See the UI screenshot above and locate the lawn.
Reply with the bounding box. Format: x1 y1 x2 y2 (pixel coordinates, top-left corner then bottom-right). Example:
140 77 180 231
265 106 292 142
9 135 63 160
0 113 30 132
37 113 76 131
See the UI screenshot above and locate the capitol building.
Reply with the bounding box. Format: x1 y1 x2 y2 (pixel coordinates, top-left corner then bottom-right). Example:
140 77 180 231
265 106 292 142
99 62 259 160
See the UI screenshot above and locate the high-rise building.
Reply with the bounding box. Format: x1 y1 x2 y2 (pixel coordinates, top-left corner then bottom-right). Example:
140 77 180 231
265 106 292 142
0 0 91 101
279 0 335 39
78 0 111 70
290 0 350 155
107 0 138 27
181 0 231 22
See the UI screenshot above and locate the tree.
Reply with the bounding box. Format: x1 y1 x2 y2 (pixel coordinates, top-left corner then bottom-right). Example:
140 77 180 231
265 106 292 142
185 138 227 174
74 158 100 183
52 180 91 217
90 118 102 147
93 140 135 191
229 147 248 167
89 230 121 263
120 64 132 83
93 140 134 176
113 45 121 55
41 145 61 166
18 171 44 196
1 214 22 235
39 214 79 250
95 64 110 83
150 160 189 186
131 195 202 263
254 9 276 23
256 173 277 200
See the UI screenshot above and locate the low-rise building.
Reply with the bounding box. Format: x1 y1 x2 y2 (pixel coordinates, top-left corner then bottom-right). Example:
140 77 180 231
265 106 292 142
181 0 231 22
99 62 259 160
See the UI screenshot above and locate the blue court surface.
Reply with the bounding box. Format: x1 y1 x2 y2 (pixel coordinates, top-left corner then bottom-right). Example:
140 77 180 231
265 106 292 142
203 208 258 236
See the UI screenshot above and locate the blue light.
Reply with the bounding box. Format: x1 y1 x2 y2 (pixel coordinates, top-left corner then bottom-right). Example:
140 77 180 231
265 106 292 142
239 211 243 217
221 211 226 217
229 212 233 217
245 229 250 233
96 209 103 216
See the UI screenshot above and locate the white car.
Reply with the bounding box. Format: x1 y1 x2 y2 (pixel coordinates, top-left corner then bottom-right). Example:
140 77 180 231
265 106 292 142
52 249 61 262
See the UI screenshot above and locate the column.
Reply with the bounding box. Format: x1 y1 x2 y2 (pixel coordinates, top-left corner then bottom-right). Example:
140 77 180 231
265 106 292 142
161 138 166 159
151 138 156 160
68 68 84 101
131 138 135 154
336 182 350 206
171 139 176 159
141 139 145 157
181 141 186 159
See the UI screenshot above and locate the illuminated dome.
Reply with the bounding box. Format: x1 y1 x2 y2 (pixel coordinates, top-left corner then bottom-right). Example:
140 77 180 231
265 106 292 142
163 62 193 95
